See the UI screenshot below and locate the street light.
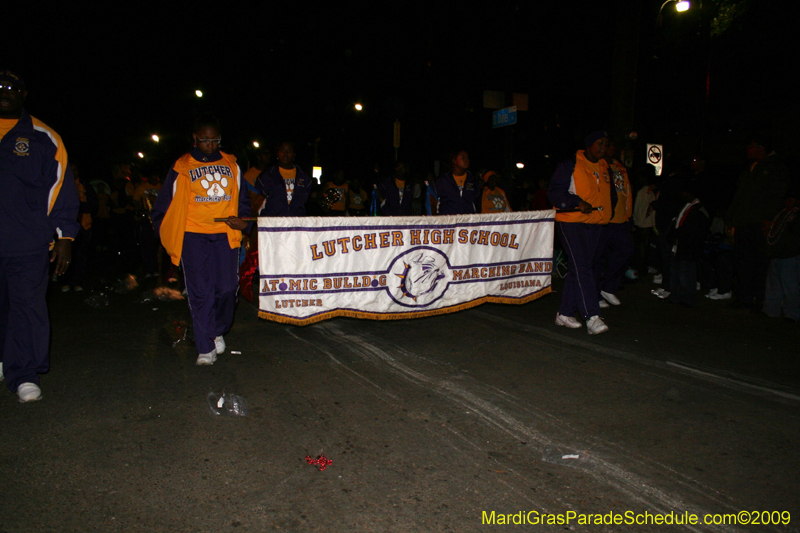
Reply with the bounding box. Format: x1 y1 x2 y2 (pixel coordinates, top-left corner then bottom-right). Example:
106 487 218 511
253 141 260 148
658 0 690 26
516 162 525 169
195 90 203 98
137 152 145 159
354 103 363 111
151 134 160 143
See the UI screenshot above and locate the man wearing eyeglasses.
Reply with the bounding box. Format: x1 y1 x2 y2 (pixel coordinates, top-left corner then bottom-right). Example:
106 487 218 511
0 70 80 402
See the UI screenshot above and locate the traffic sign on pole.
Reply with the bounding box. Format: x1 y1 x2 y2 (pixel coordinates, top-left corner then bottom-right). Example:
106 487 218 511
492 106 517 129
646 143 663 176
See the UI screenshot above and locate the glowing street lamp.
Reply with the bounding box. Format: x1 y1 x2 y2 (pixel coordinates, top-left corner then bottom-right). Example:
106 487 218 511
151 134 160 143
658 0 690 21
137 152 145 159
354 103 363 111
516 162 525 169
253 141 260 148
195 90 203 98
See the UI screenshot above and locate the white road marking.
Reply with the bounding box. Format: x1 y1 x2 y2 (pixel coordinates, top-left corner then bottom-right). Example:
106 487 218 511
294 321 743 533
473 310 800 404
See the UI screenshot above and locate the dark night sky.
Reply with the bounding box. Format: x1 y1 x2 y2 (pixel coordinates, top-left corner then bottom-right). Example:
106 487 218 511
4 1 796 182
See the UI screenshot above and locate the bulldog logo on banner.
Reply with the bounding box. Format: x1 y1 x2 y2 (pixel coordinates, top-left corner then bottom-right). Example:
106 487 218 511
257 211 554 325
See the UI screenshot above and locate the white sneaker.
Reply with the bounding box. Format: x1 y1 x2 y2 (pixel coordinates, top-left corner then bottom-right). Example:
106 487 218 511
555 313 582 329
705 288 718 298
651 288 666 297
600 291 621 305
74 286 84 292
196 350 217 365
599 299 610 309
214 336 226 355
17 382 42 402
586 315 609 335
656 290 671 299
709 291 731 300
61 285 71 292
653 274 663 284
648 267 658 274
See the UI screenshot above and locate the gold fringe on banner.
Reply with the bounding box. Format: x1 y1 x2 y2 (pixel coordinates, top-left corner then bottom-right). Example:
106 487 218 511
258 287 551 326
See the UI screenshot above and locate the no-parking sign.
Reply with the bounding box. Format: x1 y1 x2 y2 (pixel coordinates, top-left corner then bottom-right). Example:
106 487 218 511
646 144 663 176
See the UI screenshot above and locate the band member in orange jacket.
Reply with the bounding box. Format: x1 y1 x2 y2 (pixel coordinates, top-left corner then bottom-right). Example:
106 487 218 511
547 131 613 334
151 114 250 366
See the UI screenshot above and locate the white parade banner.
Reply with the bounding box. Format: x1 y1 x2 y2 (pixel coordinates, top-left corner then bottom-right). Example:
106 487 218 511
257 211 554 325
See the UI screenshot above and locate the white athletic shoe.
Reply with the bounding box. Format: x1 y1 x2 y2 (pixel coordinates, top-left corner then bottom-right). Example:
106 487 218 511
705 288 718 298
599 299 610 309
709 291 732 300
653 274 663 284
196 350 217 366
586 315 609 335
17 382 42 403
555 313 582 329
214 336 226 355
600 291 621 305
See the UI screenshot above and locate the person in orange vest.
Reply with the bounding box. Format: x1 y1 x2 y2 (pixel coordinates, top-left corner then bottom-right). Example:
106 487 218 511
595 140 634 308
547 131 614 334
322 169 349 216
347 178 369 216
150 114 250 366
243 145 271 216
480 171 512 213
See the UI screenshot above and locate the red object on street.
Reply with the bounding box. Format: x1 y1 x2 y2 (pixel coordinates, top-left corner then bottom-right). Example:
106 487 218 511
305 455 333 471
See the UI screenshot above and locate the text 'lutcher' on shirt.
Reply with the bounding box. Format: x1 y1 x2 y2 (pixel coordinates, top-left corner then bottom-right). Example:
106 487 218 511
184 158 239 233
151 149 249 266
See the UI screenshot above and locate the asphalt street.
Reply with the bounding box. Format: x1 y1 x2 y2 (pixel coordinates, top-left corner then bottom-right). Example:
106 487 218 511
1 274 798 532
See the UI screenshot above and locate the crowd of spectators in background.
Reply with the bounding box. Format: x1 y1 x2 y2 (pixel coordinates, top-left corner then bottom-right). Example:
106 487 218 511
63 129 796 329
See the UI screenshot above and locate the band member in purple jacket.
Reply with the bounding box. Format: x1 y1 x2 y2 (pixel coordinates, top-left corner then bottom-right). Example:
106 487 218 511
1 70 79 402
379 161 413 216
255 142 313 217
434 149 480 215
